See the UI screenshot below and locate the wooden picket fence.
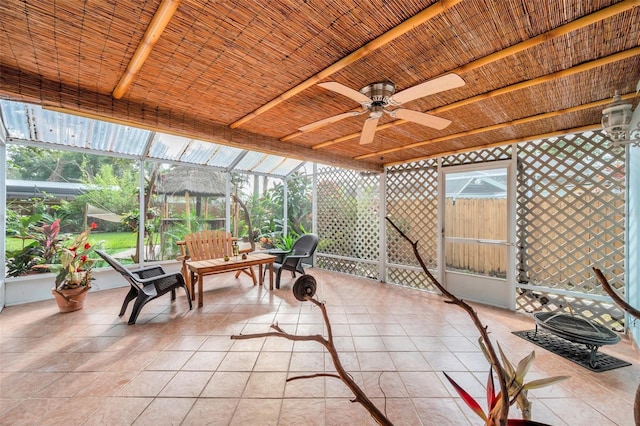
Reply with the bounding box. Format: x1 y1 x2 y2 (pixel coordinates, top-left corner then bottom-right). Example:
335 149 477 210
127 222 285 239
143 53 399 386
444 198 507 277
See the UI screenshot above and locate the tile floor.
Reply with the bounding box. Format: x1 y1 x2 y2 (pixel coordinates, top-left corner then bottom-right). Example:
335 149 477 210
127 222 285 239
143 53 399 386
1 268 638 425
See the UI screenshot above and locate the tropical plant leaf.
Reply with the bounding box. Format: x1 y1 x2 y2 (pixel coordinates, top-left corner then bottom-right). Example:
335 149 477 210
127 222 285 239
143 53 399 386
443 372 487 421
497 341 516 378
515 351 535 383
487 367 497 412
489 390 504 419
522 376 570 390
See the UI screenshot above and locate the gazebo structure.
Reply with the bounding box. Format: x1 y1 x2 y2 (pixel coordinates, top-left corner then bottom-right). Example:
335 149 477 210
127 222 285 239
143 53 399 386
157 166 229 231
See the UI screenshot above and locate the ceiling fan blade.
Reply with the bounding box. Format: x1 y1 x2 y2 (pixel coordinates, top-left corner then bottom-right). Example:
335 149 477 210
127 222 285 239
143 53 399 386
389 73 465 105
388 108 452 130
318 81 372 105
360 116 380 145
298 110 364 132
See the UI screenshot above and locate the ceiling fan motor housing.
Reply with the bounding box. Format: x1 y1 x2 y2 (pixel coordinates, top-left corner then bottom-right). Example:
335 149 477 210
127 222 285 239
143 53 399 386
360 81 395 111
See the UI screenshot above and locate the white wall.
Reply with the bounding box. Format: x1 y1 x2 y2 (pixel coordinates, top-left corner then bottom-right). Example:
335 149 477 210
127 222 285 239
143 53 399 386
4 261 181 306
628 145 640 345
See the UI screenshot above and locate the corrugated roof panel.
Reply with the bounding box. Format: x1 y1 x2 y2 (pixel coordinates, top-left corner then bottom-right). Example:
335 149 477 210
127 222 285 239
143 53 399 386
37 108 91 147
90 122 150 156
1 101 151 156
234 151 268 173
148 133 190 161
207 145 245 168
179 139 217 165
269 158 304 177
0 100 30 139
1 100 308 178
250 154 285 175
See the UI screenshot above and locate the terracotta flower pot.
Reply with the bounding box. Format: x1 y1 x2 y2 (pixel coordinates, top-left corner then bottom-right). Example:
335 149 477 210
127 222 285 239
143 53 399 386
52 286 90 313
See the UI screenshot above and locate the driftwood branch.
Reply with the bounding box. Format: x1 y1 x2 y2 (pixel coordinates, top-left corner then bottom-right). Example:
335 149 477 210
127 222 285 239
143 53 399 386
592 267 640 425
593 267 640 319
232 296 393 425
386 216 510 426
287 373 341 381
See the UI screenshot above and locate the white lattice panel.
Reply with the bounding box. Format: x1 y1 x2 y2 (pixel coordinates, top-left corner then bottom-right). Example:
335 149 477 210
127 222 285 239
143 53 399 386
516 131 626 328
441 145 512 166
385 160 439 289
316 168 379 279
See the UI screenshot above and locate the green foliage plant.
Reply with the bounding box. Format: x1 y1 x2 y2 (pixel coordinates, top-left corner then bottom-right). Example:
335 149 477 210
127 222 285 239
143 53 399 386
48 223 98 290
275 232 297 251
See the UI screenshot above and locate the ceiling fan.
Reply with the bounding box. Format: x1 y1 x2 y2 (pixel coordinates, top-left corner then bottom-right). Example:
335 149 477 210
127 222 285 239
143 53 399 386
299 73 465 145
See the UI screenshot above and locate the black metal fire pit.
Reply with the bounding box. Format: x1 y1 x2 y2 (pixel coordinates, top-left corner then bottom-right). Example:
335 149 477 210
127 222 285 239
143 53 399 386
533 312 620 368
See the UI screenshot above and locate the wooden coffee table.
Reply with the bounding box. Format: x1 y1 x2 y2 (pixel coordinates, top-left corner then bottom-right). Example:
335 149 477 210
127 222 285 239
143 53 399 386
187 253 276 307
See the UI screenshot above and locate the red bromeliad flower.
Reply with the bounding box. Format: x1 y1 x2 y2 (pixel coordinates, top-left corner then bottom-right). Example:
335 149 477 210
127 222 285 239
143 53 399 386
52 223 98 290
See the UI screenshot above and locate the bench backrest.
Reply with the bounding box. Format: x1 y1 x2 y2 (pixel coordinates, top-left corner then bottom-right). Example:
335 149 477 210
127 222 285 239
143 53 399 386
182 230 234 261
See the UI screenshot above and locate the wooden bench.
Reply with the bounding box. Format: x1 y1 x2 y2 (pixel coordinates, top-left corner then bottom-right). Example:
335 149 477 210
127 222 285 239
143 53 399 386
177 230 257 299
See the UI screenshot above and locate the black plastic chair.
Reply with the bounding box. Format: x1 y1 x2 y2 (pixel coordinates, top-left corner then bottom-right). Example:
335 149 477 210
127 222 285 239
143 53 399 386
272 234 319 289
95 250 192 324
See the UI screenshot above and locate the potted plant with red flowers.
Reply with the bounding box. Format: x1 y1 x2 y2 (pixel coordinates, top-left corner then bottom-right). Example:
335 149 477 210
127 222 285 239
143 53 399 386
48 222 98 312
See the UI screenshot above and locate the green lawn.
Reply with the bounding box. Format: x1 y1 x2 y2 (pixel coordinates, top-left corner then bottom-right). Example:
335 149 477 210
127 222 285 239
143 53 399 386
5 232 137 252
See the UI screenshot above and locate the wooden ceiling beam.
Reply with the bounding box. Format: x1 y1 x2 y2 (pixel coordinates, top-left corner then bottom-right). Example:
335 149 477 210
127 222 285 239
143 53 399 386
357 92 637 161
309 0 640 149
310 46 639 153
0 67 382 173
384 124 601 167
229 0 464 129
112 0 182 99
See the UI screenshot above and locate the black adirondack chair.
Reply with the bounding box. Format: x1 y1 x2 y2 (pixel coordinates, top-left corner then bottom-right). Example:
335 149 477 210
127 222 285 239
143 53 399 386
95 250 192 324
273 233 319 289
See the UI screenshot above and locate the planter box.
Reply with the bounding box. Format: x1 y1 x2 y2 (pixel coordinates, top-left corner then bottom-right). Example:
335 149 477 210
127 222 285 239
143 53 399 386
4 260 181 306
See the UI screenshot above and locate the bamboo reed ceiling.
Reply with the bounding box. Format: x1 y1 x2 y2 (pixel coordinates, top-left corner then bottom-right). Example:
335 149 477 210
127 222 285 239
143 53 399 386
1 0 638 172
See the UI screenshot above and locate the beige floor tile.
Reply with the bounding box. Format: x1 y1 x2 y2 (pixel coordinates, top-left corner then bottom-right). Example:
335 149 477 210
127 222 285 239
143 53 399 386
289 351 325 371
217 351 259 371
35 371 103 397
144 350 193 370
117 371 176 397
181 351 226 371
159 370 213 397
182 398 239 425
243 371 288 398
201 371 250 397
399 371 450 397
413 397 473 425
133 397 195 425
0 269 637 425
324 398 378 425
279 398 326 425
284 372 326 398
230 398 281 425
254 350 292 371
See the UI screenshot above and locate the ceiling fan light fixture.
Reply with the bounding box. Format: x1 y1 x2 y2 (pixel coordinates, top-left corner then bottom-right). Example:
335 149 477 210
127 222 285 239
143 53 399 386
303 73 465 144
359 82 396 106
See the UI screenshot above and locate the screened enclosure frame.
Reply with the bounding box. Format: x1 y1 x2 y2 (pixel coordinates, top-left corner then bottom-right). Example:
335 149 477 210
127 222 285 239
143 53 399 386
1 99 637 349
0 100 310 179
